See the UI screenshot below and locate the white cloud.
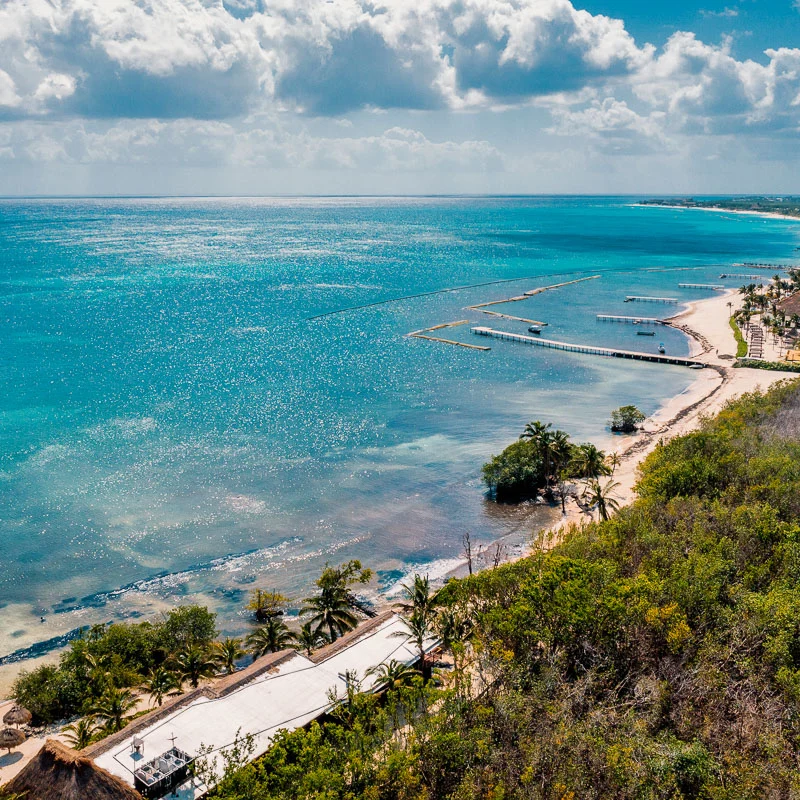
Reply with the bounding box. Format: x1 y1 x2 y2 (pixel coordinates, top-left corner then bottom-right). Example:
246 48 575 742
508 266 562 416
0 118 505 173
0 70 21 108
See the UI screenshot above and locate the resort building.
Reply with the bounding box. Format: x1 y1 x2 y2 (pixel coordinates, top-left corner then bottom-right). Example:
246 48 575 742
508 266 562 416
18 612 434 799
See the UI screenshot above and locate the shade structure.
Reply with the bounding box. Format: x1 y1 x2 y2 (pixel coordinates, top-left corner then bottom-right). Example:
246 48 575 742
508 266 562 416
0 726 26 751
5 739 143 800
3 704 32 727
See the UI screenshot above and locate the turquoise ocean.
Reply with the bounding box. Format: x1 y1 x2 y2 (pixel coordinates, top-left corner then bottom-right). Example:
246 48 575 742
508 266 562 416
2 196 799 669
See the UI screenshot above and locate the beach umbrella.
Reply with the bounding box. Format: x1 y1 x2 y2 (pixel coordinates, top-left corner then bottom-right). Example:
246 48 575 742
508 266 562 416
3 704 32 728
0 726 26 752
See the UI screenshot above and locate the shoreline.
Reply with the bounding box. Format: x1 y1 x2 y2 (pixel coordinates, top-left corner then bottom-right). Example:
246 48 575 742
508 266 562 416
435 288 797 583
0 293 795 700
637 203 800 224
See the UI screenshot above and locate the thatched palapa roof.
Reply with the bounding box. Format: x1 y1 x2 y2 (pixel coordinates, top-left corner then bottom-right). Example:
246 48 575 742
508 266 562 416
3 739 143 800
3 704 32 727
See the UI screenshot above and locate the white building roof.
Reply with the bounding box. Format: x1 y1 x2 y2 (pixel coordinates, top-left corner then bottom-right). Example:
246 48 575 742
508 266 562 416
93 614 427 798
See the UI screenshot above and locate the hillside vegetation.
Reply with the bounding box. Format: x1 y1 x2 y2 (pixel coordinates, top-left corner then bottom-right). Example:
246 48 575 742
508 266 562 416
209 379 800 799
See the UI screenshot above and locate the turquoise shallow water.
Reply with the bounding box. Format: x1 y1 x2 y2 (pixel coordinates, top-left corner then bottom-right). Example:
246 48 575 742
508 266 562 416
1 196 799 664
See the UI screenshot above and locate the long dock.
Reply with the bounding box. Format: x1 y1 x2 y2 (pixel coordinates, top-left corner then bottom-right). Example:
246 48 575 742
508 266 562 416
474 308 547 325
597 314 666 325
679 283 725 290
472 327 703 367
719 274 767 280
624 296 678 303
465 275 599 311
407 320 490 351
737 262 792 270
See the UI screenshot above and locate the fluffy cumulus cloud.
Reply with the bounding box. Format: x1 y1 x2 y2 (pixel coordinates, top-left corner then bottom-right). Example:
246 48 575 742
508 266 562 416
0 0 655 118
0 0 799 174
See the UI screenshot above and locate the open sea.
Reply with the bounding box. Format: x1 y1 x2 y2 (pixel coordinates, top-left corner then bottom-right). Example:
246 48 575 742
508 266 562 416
2 196 799 672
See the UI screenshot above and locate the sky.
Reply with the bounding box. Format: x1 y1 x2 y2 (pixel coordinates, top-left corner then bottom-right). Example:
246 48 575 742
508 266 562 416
0 0 799 196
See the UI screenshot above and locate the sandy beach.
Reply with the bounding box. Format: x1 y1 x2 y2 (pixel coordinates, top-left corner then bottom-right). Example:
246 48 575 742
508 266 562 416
639 203 800 224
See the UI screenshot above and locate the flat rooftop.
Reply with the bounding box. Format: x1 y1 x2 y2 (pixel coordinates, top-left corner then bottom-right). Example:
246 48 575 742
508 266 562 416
92 614 427 798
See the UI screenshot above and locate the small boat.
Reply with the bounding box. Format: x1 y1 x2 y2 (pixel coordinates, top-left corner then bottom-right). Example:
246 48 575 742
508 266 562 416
636 330 655 336
527 326 542 335
658 343 666 354
689 363 705 369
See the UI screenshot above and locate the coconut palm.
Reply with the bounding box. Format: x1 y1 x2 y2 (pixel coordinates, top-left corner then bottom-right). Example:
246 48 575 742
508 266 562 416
173 646 216 689
392 610 433 680
140 666 181 707
246 618 296 658
62 716 98 749
605 452 621 476
584 479 621 522
88 687 138 733
397 574 436 617
212 637 246 674
293 622 328 657
300 588 359 642
366 659 420 691
571 443 610 480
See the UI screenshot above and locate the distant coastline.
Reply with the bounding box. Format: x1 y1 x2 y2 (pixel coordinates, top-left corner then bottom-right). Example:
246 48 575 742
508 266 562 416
639 197 800 223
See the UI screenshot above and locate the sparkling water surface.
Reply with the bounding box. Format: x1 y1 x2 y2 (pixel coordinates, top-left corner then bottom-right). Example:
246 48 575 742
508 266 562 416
2 196 798 664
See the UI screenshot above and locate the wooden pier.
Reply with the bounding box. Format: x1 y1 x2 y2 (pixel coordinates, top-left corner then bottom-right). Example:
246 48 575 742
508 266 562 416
466 275 599 311
679 283 725 290
474 308 547 325
597 314 666 325
738 262 792 270
472 327 703 367
624 296 678 304
407 320 490 351
719 274 767 280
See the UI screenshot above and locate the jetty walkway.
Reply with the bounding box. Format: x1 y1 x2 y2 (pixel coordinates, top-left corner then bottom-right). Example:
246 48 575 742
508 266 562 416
597 314 666 324
472 327 704 368
624 296 678 304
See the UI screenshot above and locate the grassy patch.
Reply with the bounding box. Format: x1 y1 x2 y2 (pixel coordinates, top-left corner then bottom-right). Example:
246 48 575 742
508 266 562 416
729 317 748 357
735 358 800 372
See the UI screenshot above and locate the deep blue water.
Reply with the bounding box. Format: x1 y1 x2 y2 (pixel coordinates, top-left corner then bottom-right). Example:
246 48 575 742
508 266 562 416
1 196 798 664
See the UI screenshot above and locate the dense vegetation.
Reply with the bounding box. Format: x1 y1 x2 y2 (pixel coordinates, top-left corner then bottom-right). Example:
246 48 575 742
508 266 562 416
211 380 800 799
729 317 749 357
481 420 614 505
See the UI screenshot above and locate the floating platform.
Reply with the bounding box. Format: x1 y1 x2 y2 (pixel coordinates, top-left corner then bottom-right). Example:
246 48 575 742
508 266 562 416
624 296 679 303
472 327 703 367
407 320 490 351
597 314 666 325
679 283 725 290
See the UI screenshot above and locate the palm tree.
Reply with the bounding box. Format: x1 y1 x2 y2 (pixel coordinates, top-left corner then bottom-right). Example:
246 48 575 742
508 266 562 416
605 452 621 476
397 574 436 618
521 420 555 479
293 622 328 657
247 618 296 658
571 443 610 480
62 716 97 749
366 659 420 691
140 666 181 707
549 430 573 483
212 637 246 674
301 588 359 642
392 610 433 680
584 479 621 522
88 687 139 733
173 646 216 689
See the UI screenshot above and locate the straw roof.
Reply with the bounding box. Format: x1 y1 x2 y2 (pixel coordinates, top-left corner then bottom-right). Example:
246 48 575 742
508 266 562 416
4 739 143 800
3 705 32 727
0 727 26 751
